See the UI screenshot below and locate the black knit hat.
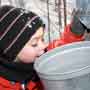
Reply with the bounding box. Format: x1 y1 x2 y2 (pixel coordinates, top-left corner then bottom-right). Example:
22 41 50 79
0 5 45 61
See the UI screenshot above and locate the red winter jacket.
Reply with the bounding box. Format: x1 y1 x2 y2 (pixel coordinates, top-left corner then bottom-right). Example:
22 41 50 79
47 24 85 50
0 77 44 90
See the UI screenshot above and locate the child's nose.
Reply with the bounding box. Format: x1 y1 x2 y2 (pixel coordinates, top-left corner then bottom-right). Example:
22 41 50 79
40 42 48 50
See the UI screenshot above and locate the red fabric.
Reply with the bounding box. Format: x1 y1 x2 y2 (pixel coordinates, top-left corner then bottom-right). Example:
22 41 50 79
0 77 21 90
27 80 44 90
0 77 44 90
47 24 85 50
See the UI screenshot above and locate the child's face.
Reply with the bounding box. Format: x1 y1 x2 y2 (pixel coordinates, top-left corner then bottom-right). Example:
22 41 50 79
17 27 48 63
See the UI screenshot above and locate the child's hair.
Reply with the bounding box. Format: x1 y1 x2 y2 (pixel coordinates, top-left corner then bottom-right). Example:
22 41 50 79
0 5 45 61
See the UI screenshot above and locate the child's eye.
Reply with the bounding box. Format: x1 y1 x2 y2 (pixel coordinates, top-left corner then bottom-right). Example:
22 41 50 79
31 44 38 47
42 38 44 42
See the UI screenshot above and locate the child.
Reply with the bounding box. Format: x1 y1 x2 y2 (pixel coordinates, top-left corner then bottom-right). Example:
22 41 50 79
47 0 90 50
0 5 48 90
47 11 90 50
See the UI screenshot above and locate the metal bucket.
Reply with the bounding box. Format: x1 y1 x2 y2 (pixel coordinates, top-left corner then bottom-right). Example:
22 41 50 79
34 41 90 90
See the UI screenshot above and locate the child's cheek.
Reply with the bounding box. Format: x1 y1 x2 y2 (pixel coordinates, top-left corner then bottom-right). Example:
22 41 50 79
18 46 37 63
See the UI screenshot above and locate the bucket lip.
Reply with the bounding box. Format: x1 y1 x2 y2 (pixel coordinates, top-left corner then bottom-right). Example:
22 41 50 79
34 41 90 80
36 65 90 80
38 64 90 75
35 41 90 63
